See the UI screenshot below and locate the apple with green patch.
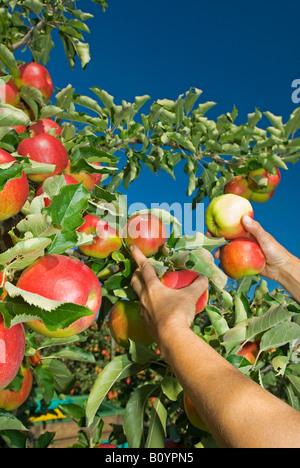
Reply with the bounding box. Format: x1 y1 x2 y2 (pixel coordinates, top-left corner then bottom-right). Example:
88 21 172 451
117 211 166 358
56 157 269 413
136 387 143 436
16 254 102 338
77 214 122 259
206 194 254 240
109 300 154 347
0 148 29 221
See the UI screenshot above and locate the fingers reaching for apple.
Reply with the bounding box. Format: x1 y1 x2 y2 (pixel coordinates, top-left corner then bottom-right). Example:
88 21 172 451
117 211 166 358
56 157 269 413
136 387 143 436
130 245 209 346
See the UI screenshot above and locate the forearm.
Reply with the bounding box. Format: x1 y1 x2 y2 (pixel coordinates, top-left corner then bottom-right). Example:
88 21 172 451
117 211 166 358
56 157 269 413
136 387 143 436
159 325 300 448
278 253 300 304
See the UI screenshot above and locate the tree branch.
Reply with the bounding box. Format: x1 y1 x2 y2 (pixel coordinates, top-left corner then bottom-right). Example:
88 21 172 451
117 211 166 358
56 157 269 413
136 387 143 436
10 20 44 51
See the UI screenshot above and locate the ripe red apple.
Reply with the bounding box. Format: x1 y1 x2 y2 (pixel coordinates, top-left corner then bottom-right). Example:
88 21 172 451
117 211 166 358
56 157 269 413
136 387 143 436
65 161 102 191
0 148 29 221
17 134 69 182
220 237 266 279
248 167 281 194
95 443 118 448
0 76 20 106
224 176 253 200
183 393 209 432
12 125 27 134
124 214 168 257
16 254 102 338
77 214 122 259
108 300 154 347
161 269 209 314
36 173 79 207
15 62 54 101
237 340 260 365
0 365 33 411
205 194 254 240
0 315 26 391
30 119 62 137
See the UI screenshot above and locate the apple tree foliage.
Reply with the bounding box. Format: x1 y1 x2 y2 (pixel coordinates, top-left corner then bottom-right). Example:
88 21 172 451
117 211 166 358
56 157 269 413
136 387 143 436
0 0 299 448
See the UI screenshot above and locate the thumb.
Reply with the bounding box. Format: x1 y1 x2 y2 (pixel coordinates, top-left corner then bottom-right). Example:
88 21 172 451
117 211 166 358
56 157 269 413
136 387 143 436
242 215 266 241
185 275 209 302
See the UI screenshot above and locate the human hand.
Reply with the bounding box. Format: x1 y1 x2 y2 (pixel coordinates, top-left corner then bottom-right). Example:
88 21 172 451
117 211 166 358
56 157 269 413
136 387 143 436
130 245 209 346
212 215 292 283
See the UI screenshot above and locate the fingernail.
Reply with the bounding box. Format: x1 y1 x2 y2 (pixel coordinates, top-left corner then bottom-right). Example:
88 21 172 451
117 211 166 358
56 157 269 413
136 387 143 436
130 245 135 251
243 215 252 225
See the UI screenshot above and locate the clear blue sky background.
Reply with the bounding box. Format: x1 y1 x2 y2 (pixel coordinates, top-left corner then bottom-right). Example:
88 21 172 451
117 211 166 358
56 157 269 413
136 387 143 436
21 0 300 290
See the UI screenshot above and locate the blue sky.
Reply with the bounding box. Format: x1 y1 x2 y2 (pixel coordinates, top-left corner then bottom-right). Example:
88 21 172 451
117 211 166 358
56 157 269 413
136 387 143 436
21 0 300 289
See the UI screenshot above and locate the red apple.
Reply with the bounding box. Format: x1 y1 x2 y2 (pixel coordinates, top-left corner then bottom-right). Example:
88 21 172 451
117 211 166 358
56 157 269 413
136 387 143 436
12 125 27 134
224 176 253 200
220 237 266 279
108 300 154 347
237 340 260 365
124 214 168 257
205 194 254 240
36 173 79 207
0 315 26 391
65 161 102 191
16 254 102 338
30 119 62 137
161 270 209 314
15 62 54 101
95 443 118 448
0 148 29 221
17 134 69 182
183 393 209 432
248 167 281 194
77 214 122 259
0 365 33 411
0 76 20 106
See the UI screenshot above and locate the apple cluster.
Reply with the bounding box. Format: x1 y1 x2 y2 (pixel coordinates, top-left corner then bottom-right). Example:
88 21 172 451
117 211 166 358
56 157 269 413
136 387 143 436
224 167 281 204
205 193 266 280
0 63 105 406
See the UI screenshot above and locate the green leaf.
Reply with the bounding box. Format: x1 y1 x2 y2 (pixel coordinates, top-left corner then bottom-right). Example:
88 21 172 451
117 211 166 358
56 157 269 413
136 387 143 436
259 322 300 353
246 303 294 341
0 411 28 432
123 384 158 448
34 365 55 405
0 104 29 126
145 394 167 449
206 305 229 337
0 44 19 77
86 354 147 426
0 237 51 272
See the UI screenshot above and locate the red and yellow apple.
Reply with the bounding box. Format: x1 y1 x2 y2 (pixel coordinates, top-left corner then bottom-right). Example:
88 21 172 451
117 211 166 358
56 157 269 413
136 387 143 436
183 393 209 432
248 167 281 194
30 119 62 137
108 300 154 347
77 214 122 259
0 76 20 106
0 149 29 221
17 133 69 182
65 161 102 191
220 237 266 279
205 194 254 240
16 254 102 338
161 269 209 314
15 62 54 102
237 340 260 365
36 173 79 207
0 365 33 411
124 214 168 257
0 315 26 391
250 190 275 204
224 176 253 200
